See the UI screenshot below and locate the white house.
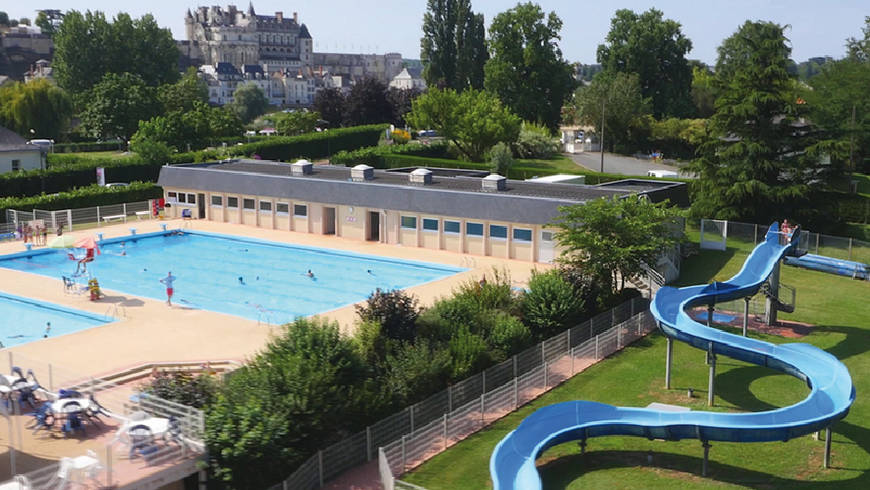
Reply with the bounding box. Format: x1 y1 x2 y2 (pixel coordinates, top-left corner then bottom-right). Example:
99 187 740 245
0 126 42 174
388 67 426 91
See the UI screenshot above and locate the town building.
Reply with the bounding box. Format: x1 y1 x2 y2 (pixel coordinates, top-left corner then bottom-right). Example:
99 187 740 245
389 67 427 91
0 25 53 80
157 159 686 264
0 126 43 174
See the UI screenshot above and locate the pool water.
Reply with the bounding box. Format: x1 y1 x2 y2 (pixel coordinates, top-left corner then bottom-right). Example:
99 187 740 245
0 293 112 348
0 231 464 324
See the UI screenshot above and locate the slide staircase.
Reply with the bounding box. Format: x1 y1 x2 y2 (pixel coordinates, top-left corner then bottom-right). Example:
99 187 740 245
490 222 855 489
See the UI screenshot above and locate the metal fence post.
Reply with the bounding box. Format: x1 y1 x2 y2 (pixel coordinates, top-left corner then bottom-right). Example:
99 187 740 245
409 405 415 434
442 414 448 451
848 238 853 260
513 377 518 408
595 335 600 359
97 206 101 227
105 444 112 487
401 435 407 472
448 385 453 413
544 361 549 388
541 342 545 364
482 370 486 395
571 346 575 374
479 394 485 426
815 233 820 255
67 209 72 229
48 363 53 392
513 354 518 378
618 325 623 349
366 426 372 461
123 203 127 222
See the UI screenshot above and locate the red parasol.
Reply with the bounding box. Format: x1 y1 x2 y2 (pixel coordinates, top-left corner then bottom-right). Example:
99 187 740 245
73 236 101 255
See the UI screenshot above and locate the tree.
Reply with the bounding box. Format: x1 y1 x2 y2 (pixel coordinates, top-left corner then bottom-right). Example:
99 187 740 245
572 72 650 152
78 73 160 141
691 63 716 118
231 83 269 124
53 10 179 94
132 101 242 151
846 16 870 62
158 67 208 114
520 269 585 340
406 88 521 161
343 77 392 126
355 288 420 342
313 87 345 127
597 8 694 118
0 12 8 26
0 79 73 140
421 0 487 89
484 2 575 131
17 17 30 26
272 110 320 136
489 142 515 175
386 87 421 127
689 21 835 224
552 195 684 293
35 10 63 37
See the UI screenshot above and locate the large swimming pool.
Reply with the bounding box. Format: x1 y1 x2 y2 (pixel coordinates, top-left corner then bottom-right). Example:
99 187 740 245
0 230 464 324
0 292 112 348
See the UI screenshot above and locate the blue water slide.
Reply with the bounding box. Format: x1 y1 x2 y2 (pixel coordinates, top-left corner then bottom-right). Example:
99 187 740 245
490 223 855 490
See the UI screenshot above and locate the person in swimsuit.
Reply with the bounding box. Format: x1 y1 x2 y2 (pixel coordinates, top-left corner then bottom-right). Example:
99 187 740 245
160 272 176 306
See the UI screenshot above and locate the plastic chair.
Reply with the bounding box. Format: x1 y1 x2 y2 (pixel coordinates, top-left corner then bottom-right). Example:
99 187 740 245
182 208 192 219
62 412 86 437
29 402 54 433
128 424 160 462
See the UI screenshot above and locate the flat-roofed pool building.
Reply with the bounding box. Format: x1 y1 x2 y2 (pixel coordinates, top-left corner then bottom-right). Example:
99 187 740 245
157 160 686 263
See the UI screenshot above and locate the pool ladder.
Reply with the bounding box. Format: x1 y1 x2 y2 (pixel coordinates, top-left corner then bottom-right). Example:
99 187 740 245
104 304 127 320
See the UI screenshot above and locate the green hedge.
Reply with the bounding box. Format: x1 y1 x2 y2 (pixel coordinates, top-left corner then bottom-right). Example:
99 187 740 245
222 124 387 161
0 182 163 219
2 157 163 198
832 192 870 223
53 141 125 153
330 141 450 167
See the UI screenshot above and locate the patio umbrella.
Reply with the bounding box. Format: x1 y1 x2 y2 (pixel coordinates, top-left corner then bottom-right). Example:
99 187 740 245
48 235 77 248
73 236 99 250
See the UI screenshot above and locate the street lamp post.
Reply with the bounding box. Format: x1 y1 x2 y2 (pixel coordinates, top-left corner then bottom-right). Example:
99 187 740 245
599 97 605 173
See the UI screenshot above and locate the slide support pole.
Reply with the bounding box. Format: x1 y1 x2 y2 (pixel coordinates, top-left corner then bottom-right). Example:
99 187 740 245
665 337 674 390
743 297 750 336
702 441 711 477
708 349 716 407
824 427 832 468
707 304 714 327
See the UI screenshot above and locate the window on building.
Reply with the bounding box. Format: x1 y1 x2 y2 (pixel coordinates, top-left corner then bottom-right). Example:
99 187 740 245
11 160 20 172
211 195 222 207
294 204 308 217
167 192 178 203
422 218 439 232
490 225 508 240
444 220 461 234
187 193 196 204
177 193 187 204
513 228 533 242
243 198 255 210
400 216 417 230
541 231 554 242
276 202 289 215
227 197 239 208
466 222 484 236
259 201 272 212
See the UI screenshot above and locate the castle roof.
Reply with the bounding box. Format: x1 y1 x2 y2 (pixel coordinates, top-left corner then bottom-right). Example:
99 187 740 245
298 24 311 39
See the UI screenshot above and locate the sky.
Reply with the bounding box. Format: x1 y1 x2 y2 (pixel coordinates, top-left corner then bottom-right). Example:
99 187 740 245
5 1 868 64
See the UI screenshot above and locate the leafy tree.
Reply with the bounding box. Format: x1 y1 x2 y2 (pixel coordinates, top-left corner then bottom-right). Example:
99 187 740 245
485 2 575 131
420 0 487 89
158 67 208 114
406 88 521 161
846 16 870 62
231 83 269 124
53 10 179 94
355 288 420 342
597 8 694 118
520 269 585 340
343 77 392 126
573 72 650 152
689 21 837 224
691 64 716 118
272 111 320 136
0 79 73 140
17 17 30 26
489 141 515 175
456 9 487 90
313 87 345 127
141 371 218 409
78 72 160 141
514 121 559 159
487 312 532 357
381 339 451 405
386 87 421 127
447 325 491 379
34 10 63 37
205 318 369 488
552 195 684 293
132 101 242 151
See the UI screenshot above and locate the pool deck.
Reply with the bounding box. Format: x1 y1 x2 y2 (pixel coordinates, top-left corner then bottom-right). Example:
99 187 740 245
0 218 547 377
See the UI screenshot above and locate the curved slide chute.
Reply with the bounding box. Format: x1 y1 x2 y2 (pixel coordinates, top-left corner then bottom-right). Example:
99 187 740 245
490 223 855 489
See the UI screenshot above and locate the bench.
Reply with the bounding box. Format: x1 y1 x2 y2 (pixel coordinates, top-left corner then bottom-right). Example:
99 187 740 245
102 214 126 223
135 211 150 220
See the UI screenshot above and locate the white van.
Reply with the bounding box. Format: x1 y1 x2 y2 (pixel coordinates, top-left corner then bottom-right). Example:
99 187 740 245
647 170 679 178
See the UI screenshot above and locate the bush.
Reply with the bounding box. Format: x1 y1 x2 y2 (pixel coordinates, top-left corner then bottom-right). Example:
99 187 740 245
53 141 125 153
487 312 533 359
0 182 162 219
521 269 586 340
391 129 411 145
140 370 218 409
224 124 387 161
453 268 515 313
447 325 491 380
355 288 420 342
330 140 450 167
381 339 451 406
489 142 516 175
514 122 559 159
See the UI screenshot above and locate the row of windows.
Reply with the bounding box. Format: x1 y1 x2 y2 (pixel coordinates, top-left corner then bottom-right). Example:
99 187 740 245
400 216 532 242
167 192 196 204
209 195 307 217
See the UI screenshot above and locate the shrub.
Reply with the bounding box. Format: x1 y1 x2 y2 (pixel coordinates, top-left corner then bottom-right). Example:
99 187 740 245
381 339 451 406
0 182 162 219
521 269 586 340
447 325 491 380
355 288 420 342
224 124 387 161
453 268 515 313
489 142 515 175
140 370 218 409
514 122 559 159
487 312 533 359
417 293 487 339
391 129 411 145
330 140 450 167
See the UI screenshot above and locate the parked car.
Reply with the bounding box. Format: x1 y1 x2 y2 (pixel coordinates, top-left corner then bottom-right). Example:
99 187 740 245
105 182 130 188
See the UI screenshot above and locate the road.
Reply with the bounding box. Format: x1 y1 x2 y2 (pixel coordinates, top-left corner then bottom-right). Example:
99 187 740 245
567 151 688 177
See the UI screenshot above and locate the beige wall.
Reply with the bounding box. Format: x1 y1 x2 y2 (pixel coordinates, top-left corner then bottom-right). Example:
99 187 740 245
0 150 41 174
161 187 551 263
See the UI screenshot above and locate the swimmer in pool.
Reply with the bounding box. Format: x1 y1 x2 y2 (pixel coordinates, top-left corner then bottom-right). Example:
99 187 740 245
306 270 314 278
238 276 246 285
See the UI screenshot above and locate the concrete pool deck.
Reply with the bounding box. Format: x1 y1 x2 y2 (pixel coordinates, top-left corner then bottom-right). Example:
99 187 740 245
0 218 548 377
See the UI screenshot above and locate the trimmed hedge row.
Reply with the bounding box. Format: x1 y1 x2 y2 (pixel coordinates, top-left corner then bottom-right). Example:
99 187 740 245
0 182 163 219
3 125 388 198
53 141 126 153
330 140 450 167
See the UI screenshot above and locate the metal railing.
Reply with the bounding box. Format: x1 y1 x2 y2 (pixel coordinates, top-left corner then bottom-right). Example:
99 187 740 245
5 201 154 233
267 297 652 490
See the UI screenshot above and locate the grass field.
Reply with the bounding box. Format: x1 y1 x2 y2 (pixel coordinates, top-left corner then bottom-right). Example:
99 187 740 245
403 238 870 489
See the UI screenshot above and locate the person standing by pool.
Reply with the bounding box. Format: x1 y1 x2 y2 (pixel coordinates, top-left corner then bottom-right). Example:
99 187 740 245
160 272 176 306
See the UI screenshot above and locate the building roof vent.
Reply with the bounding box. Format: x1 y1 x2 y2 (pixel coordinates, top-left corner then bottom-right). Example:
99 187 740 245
351 164 374 182
291 159 313 175
409 168 432 186
482 173 507 191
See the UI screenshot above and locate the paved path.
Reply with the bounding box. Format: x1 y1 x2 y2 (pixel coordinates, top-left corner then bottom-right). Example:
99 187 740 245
567 151 687 177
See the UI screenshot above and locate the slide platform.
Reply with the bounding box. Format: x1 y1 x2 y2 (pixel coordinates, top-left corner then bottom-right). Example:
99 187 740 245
490 223 855 489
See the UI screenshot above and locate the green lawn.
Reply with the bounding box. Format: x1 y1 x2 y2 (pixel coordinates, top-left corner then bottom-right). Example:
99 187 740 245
403 241 870 489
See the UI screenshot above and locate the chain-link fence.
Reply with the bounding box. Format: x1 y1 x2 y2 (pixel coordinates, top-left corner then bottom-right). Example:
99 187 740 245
266 297 651 490
698 219 870 265
5 201 155 234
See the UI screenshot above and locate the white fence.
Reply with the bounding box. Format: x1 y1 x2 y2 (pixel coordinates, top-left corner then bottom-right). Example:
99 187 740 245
4 201 155 234
267 297 652 490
